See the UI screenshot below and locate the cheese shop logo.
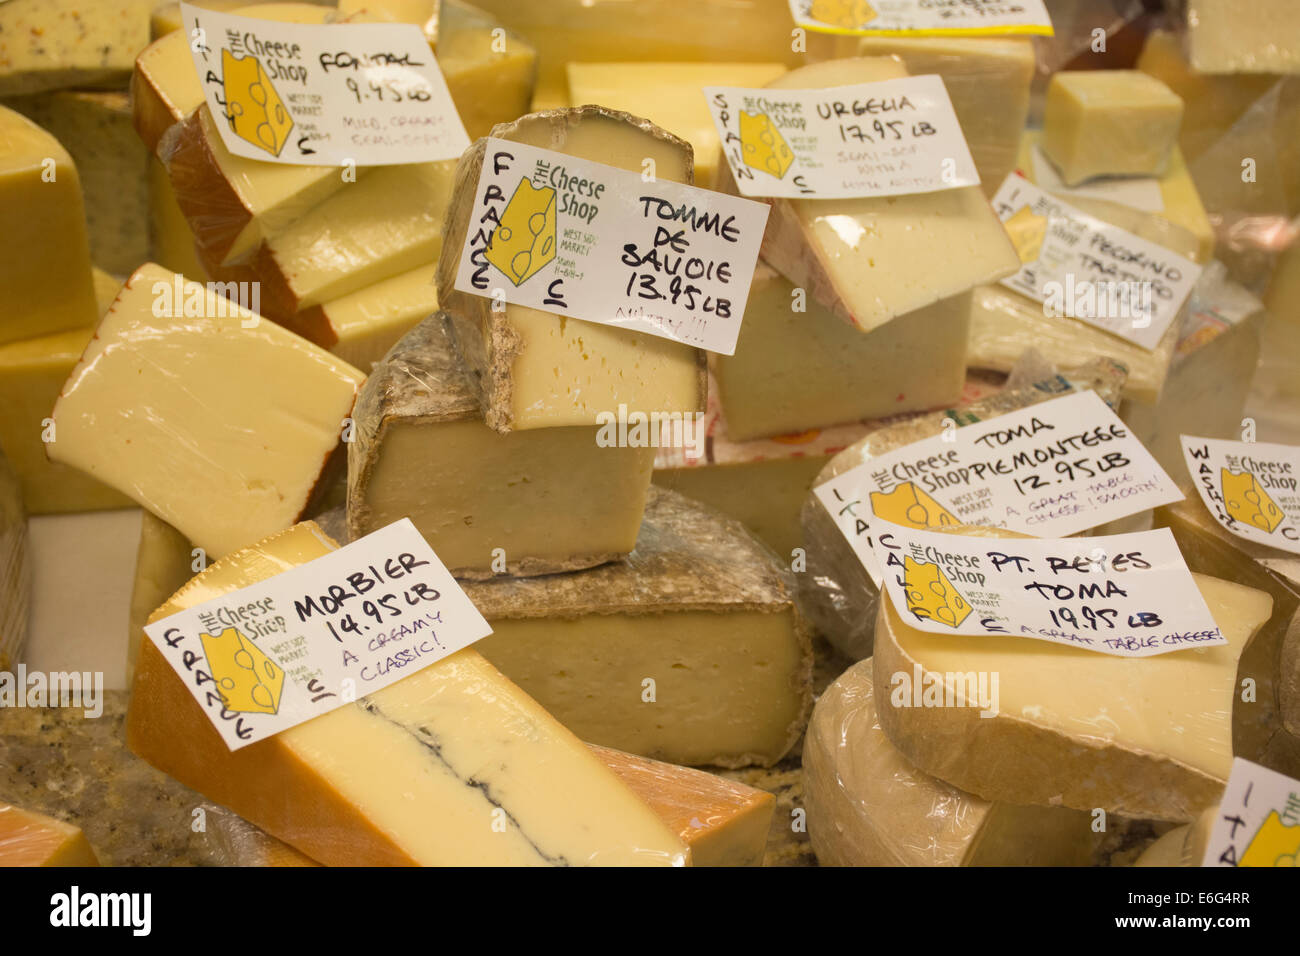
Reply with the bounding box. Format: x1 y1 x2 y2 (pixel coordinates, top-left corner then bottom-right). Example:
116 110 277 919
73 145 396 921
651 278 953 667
199 626 285 716
485 159 606 287
870 482 958 531
221 49 294 157
739 111 795 180
1239 803 1300 867
1221 468 1287 533
901 556 973 628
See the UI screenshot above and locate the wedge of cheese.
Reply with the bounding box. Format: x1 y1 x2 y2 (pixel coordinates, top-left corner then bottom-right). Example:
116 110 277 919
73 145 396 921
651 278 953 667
805 659 1094 866
147 157 209 280
0 0 151 97
0 449 28 673
1187 0 1300 74
48 263 364 559
1134 809 1216 867
712 265 970 441
336 0 439 44
0 106 99 345
436 106 706 432
734 58 1020 333
0 804 99 866
126 512 193 685
873 550 1273 822
435 0 538 140
127 521 691 866
301 265 439 371
565 62 787 190
466 487 813 768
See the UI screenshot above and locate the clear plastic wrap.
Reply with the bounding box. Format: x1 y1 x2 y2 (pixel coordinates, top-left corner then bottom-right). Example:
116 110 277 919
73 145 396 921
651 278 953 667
0 803 100 867
0 448 29 672
1132 808 1215 867
197 804 320 867
798 358 1128 661
803 658 1094 866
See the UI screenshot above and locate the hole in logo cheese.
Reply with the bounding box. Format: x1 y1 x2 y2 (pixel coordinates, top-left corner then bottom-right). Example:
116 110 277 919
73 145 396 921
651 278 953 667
47 263 364 560
347 315 655 578
435 105 706 433
126 521 691 866
0 0 151 98
803 658 1094 866
0 804 100 867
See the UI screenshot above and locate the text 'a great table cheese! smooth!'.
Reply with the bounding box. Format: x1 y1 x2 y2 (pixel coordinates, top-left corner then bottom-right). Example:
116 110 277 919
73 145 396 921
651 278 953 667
452 137 769 356
178 3 469 165
144 518 491 750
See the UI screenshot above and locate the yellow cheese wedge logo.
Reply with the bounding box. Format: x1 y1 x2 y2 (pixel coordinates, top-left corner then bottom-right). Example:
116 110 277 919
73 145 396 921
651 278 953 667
486 177 558 286
808 0 877 29
1222 469 1285 533
221 49 294 157
739 112 795 180
1004 205 1048 264
871 481 959 531
200 626 285 715
902 557 972 628
1240 811 1300 867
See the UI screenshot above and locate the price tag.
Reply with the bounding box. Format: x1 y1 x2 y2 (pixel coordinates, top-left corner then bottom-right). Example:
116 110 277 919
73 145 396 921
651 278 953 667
705 75 979 199
872 522 1222 657
452 138 769 355
788 0 1054 36
180 3 469 166
1182 436 1300 556
1203 759 1300 866
992 174 1202 351
813 390 1183 585
143 519 491 750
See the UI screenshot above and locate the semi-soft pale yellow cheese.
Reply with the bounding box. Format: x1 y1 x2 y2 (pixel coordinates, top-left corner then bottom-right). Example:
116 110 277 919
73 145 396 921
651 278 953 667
127 521 691 866
125 512 193 686
0 0 152 97
48 263 364 559
0 449 27 673
436 106 705 432
306 265 439 371
874 562 1273 822
336 0 438 44
0 105 99 345
431 0 537 140
348 316 656 577
565 62 787 190
467 488 813 768
0 804 99 866
1042 71 1184 187
712 265 969 441
805 659 1094 866
148 157 209 281
740 58 1020 334
1188 0 1300 74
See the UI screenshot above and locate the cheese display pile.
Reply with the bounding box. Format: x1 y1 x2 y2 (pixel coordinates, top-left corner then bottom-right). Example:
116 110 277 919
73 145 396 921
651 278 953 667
0 0 1297 870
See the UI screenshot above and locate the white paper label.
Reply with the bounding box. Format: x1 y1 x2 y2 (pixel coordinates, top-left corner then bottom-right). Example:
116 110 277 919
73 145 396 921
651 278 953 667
180 3 469 166
1203 759 1300 867
813 390 1183 585
705 76 980 199
143 519 492 751
992 174 1201 351
873 523 1222 657
452 138 769 355
788 0 1053 36
1181 436 1300 556
1031 144 1165 213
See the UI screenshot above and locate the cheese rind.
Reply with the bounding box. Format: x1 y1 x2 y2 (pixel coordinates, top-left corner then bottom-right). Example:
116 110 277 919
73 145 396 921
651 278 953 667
127 521 691 866
48 263 364 559
348 315 656 577
0 0 152 97
0 804 99 866
436 106 706 432
0 449 28 672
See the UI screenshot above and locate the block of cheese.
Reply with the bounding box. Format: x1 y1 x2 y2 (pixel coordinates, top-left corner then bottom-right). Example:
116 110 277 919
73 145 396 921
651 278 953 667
337 0 438 44
565 62 787 190
466 487 813 768
147 157 208 280
48 263 364 559
150 1 274 39
0 106 99 345
127 521 691 866
254 161 456 316
874 543 1273 822
804 659 1094 866
0 327 134 514
4 90 149 276
0 449 28 673
0 0 152 97
162 104 350 268
90 268 121 313
712 265 970 441
1188 0 1300 75
593 745 774 866
348 315 655 577
851 36 1035 199
126 512 193 685
734 58 1020 334
0 804 99 866
427 0 537 141
1134 809 1216 867
436 106 706 432
798 359 1128 660
1041 71 1184 186
300 265 439 371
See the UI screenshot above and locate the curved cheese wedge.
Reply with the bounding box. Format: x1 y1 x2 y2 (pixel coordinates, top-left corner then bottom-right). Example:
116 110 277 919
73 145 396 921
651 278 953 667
0 804 99 867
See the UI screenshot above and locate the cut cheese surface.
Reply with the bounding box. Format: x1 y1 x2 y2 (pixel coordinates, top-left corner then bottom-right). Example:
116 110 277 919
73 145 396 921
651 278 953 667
436 0 538 140
1188 0 1300 74
0 448 27 672
315 265 439 371
147 157 209 281
127 521 691 866
48 263 363 559
0 804 99 867
0 105 99 345
348 316 655 577
436 106 705 432
0 0 151 97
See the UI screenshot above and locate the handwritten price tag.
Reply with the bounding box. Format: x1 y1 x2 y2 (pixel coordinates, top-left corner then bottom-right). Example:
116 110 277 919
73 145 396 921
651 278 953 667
144 519 491 750
1203 759 1300 867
